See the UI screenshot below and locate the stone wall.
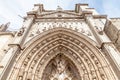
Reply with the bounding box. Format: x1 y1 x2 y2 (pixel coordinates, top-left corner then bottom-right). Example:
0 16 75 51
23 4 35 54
105 18 120 51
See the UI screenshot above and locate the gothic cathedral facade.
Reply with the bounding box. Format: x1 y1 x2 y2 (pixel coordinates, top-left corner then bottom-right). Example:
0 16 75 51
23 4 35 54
0 3 120 80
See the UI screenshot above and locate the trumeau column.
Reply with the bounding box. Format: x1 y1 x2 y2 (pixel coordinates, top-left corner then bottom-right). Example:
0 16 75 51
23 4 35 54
85 14 120 79
0 14 35 80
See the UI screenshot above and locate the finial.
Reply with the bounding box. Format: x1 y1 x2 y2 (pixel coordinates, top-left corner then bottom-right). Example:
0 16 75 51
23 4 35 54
0 22 10 31
5 22 10 27
56 5 62 11
57 5 60 8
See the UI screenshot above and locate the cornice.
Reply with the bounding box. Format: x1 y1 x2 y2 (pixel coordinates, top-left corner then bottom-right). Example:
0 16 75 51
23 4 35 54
0 32 15 37
36 16 83 19
93 15 107 19
39 11 80 16
76 3 88 6
35 18 85 22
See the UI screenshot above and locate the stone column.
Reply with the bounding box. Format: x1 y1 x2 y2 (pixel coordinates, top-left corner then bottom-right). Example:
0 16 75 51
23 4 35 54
0 15 35 80
13 15 35 47
85 14 120 79
102 43 120 79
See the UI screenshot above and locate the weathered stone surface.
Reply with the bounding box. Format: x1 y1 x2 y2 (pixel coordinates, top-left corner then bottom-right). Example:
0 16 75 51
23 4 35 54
0 3 120 80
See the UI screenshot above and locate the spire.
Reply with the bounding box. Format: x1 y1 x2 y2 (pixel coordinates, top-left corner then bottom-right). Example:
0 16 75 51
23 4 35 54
0 22 10 32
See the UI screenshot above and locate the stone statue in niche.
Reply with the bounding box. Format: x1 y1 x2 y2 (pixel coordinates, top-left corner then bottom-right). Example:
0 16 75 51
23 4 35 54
57 58 65 74
17 27 25 36
95 26 103 35
42 54 80 80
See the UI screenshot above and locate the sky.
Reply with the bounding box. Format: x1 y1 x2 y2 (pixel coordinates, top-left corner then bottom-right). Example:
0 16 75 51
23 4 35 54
0 0 120 30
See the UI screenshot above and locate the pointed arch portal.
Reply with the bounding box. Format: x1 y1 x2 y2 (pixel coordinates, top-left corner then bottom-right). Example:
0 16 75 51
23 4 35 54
9 28 117 80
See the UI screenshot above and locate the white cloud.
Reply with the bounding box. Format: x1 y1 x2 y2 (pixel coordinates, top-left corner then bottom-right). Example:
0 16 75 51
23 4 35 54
0 0 120 30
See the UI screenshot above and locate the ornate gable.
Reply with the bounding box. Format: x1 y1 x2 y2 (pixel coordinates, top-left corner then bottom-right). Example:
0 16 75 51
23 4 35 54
0 3 120 80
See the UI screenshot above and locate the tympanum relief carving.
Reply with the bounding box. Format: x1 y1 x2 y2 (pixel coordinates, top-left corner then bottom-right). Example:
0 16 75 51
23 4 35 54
42 54 80 80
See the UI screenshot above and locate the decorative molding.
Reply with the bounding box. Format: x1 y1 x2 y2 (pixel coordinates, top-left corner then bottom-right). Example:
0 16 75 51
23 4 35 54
0 32 15 37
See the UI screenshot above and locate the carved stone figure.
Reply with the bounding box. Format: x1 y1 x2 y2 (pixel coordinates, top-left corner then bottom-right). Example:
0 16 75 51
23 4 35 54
42 54 80 80
95 26 103 35
17 27 25 36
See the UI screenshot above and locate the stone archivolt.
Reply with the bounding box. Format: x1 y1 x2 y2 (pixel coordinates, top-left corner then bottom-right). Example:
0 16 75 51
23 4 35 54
8 28 116 80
